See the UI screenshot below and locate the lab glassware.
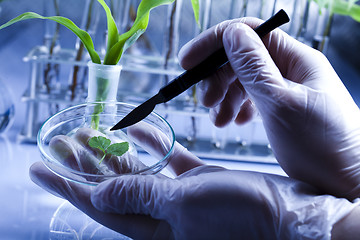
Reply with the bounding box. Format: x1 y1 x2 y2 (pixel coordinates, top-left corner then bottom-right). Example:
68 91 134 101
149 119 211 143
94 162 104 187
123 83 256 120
38 102 175 185
0 78 15 134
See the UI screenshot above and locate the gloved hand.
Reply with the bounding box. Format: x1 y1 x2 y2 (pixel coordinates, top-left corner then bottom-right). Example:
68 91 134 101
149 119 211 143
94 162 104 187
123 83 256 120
30 123 360 240
48 127 145 177
178 17 360 200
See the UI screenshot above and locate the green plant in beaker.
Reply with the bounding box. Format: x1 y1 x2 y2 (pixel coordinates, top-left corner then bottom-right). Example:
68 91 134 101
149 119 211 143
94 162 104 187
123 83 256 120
0 0 175 129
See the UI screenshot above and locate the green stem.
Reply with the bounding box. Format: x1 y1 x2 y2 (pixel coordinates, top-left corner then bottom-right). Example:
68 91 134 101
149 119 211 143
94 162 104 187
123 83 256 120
44 0 60 93
91 76 110 130
296 0 309 39
99 153 106 164
164 1 177 84
241 0 248 17
319 12 333 52
71 0 95 100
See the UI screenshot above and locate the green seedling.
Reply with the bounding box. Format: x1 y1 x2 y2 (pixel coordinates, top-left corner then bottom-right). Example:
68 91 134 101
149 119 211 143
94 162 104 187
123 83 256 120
88 136 129 164
0 0 199 129
0 0 176 129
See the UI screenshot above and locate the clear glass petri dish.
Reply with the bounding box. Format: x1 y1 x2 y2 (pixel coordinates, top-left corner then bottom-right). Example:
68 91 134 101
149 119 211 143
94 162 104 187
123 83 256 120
37 102 175 185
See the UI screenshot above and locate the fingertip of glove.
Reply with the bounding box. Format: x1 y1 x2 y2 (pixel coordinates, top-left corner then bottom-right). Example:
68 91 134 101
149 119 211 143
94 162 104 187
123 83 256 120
29 161 55 186
209 106 228 128
223 22 263 55
177 41 190 68
29 162 69 199
29 162 43 183
178 38 202 70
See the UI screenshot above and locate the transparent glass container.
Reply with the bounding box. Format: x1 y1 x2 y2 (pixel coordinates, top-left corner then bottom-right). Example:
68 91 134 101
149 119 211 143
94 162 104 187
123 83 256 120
87 62 122 103
311 4 333 54
37 62 175 185
38 102 175 185
0 78 15 134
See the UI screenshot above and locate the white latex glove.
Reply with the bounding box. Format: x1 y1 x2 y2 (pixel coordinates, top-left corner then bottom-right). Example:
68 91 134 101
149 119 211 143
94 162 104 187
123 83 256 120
178 18 360 200
30 123 360 240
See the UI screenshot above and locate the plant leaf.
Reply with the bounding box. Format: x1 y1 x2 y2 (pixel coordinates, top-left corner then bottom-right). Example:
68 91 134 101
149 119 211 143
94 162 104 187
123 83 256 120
97 0 119 63
191 0 200 27
0 12 101 64
104 0 175 65
107 142 129 156
332 0 360 22
88 136 111 152
347 0 357 10
311 0 360 22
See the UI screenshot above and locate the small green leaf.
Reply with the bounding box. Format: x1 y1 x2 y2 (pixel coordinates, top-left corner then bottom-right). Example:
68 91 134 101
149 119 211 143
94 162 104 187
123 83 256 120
190 0 200 27
88 136 129 164
0 12 101 64
107 142 129 157
88 136 111 152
